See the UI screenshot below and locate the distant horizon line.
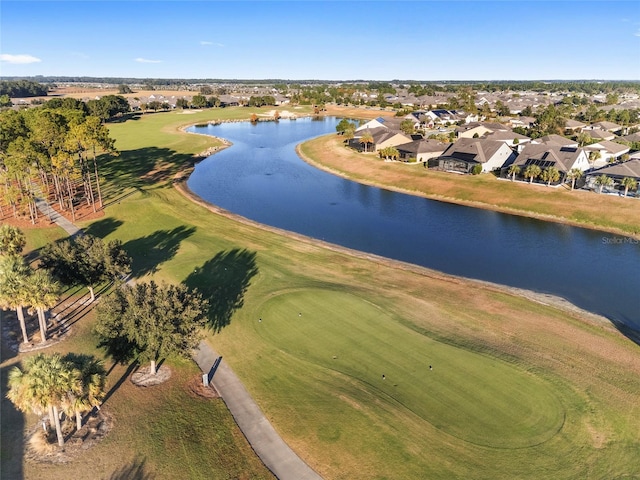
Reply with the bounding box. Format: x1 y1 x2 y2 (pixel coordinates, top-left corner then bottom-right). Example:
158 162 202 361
2 76 640 84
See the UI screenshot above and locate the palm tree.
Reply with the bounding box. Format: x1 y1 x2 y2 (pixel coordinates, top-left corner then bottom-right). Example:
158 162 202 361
620 177 637 197
62 353 106 431
360 131 374 153
524 164 542 184
0 224 26 256
25 269 60 343
594 174 613 193
7 353 81 446
588 150 601 166
566 168 583 190
541 166 561 186
507 164 521 181
343 127 355 145
0 255 31 344
387 147 399 161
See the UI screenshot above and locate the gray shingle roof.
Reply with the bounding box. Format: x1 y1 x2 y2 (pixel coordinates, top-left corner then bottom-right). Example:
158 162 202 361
513 143 584 172
396 139 449 155
586 159 640 179
590 121 622 132
535 134 578 147
583 140 630 156
440 138 506 164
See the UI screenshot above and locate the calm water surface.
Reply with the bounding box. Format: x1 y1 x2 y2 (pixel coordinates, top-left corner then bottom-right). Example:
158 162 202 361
187 117 640 330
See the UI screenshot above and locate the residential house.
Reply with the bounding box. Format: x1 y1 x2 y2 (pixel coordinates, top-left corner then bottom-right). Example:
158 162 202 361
396 139 449 163
565 119 587 134
505 143 590 183
584 159 640 194
483 130 532 152
355 116 403 132
429 138 515 173
350 127 412 152
509 116 536 129
620 132 640 143
583 140 630 166
456 122 508 139
531 134 579 148
424 109 477 126
588 121 623 134
582 128 616 142
218 95 241 107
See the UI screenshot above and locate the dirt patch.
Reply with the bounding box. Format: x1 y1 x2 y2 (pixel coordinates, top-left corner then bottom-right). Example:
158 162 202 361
25 409 113 464
186 375 221 399
131 364 172 386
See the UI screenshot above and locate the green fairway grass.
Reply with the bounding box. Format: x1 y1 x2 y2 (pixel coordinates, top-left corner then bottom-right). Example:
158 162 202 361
5 108 640 479
254 289 564 449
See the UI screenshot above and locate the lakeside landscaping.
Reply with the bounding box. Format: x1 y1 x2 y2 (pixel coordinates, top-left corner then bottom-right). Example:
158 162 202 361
3 107 640 479
300 111 640 238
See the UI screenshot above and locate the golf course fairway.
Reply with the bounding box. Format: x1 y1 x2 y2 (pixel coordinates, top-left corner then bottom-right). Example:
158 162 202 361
253 289 564 449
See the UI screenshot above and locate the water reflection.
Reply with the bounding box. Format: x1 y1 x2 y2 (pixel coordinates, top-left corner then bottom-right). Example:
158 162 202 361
187 118 640 330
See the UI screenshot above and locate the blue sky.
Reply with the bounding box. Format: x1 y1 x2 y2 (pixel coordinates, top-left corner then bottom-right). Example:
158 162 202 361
1 1 639 80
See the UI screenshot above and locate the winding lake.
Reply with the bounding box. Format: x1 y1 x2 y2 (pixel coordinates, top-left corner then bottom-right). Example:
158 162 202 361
187 117 640 330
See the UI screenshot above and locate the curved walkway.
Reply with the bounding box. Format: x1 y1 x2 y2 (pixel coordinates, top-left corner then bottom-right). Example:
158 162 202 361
194 341 323 480
35 198 323 480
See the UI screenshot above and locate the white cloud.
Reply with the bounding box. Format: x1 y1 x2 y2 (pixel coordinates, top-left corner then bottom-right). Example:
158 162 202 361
635 29 640 37
0 54 42 64
135 57 162 63
200 41 213 45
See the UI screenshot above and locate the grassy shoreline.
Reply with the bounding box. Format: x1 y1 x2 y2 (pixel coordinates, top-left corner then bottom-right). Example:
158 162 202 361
4 108 640 479
296 127 640 239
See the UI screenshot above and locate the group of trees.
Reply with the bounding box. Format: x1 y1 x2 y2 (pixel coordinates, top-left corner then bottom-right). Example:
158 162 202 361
0 225 60 345
592 174 637 195
189 94 221 109
85 95 130 122
40 234 131 301
7 352 106 446
0 80 49 98
378 147 400 161
0 102 117 223
247 95 276 107
505 164 637 195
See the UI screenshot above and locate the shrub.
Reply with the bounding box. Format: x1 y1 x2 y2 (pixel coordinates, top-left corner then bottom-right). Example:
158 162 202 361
471 164 483 175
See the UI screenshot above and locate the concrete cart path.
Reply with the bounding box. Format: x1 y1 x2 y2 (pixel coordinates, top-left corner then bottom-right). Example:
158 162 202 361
33 189 82 237
194 340 323 480
35 194 322 479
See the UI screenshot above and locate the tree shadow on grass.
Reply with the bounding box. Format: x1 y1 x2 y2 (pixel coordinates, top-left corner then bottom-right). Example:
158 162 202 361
185 248 259 332
108 455 155 480
83 217 124 238
0 338 24 480
99 146 197 194
123 226 196 278
102 361 139 406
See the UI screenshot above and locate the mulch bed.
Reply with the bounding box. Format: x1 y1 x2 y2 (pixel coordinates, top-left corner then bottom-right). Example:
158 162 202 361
130 364 172 387
25 409 113 464
186 375 221 399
